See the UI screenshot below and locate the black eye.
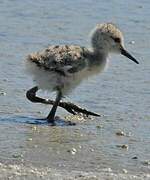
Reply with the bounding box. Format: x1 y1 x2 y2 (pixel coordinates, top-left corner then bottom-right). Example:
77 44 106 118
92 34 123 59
113 37 121 43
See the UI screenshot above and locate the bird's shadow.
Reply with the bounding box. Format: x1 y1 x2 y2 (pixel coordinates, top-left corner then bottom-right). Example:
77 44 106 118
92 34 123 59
0 115 76 126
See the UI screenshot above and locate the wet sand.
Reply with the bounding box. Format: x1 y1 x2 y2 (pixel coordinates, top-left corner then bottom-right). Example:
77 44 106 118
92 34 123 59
0 162 149 180
0 0 150 179
0 115 149 179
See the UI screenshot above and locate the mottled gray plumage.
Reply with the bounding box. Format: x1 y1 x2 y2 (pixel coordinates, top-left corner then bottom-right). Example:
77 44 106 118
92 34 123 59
27 45 91 75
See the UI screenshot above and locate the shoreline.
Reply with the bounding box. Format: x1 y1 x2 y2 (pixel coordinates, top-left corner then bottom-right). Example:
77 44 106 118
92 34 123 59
0 162 149 180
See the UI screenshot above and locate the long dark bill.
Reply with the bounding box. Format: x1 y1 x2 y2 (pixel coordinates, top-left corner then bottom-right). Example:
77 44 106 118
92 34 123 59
121 48 139 64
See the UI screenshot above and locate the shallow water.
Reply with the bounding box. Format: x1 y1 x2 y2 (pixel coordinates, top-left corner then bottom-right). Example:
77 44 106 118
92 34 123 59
0 0 150 177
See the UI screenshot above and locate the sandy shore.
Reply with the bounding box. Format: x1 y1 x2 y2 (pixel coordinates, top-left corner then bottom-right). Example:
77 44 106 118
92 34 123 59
0 116 149 180
0 162 149 180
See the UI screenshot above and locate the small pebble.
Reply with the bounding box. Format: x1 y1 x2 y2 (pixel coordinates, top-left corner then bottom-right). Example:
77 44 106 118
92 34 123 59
142 160 150 166
122 169 128 174
132 156 138 159
0 92 6 96
75 174 84 178
12 154 23 158
129 40 135 44
96 125 103 128
71 148 77 155
126 132 132 137
58 163 65 167
37 111 42 114
116 130 126 136
32 126 37 131
106 168 112 172
116 144 128 149
67 148 77 155
90 148 94 152
78 145 82 149
121 144 128 149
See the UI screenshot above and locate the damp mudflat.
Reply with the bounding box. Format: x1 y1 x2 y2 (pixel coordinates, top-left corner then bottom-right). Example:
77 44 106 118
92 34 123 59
0 0 149 179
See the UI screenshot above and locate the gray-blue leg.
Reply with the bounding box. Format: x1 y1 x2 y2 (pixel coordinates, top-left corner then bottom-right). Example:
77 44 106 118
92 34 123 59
47 90 62 123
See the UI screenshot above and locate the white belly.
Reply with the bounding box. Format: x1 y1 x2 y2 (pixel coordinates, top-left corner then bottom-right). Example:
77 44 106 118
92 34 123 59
25 58 108 95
